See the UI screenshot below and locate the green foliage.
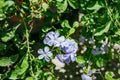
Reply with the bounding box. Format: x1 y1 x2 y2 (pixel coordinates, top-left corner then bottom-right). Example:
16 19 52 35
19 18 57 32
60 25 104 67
105 71 115 80
0 0 120 80
67 0 79 9
0 42 6 51
1 24 19 42
95 56 106 67
9 54 29 79
94 21 111 36
76 56 85 64
0 54 18 67
56 0 68 13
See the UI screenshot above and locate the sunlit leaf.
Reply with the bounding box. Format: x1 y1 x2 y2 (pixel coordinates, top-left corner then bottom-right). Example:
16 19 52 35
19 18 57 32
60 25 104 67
73 21 79 28
25 77 34 80
87 1 104 12
115 29 120 36
67 0 79 9
0 0 4 8
118 68 120 75
56 0 67 13
68 28 75 36
96 57 105 67
61 20 71 28
2 0 14 11
105 71 114 80
1 24 20 42
42 26 52 32
94 21 111 36
0 12 6 20
76 56 85 64
0 57 12 67
9 54 29 79
0 54 19 67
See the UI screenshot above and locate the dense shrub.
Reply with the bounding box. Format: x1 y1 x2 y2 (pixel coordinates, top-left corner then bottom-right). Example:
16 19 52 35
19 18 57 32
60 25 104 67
0 0 120 80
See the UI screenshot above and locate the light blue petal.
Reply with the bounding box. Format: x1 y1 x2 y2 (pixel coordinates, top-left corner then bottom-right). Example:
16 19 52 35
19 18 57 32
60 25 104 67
47 51 53 57
44 46 50 53
81 74 92 80
56 54 64 62
47 31 55 39
79 35 86 43
38 55 44 59
54 32 59 38
43 37 50 44
57 36 65 42
63 55 71 64
38 49 44 54
54 41 60 47
44 56 50 62
70 53 76 62
87 70 93 76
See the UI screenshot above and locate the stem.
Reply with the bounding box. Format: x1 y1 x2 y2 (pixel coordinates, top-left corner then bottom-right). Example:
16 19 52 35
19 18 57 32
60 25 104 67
23 18 38 79
22 18 30 54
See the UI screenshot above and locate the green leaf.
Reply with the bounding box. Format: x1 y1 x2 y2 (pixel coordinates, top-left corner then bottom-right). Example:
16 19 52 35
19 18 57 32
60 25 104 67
10 54 19 63
9 54 29 79
67 0 79 9
0 0 4 9
73 21 79 28
56 0 68 13
94 21 111 36
105 71 114 80
76 56 85 64
0 57 12 67
118 68 120 75
115 29 120 36
0 12 6 20
61 20 71 28
0 42 6 51
96 57 105 67
26 77 34 80
1 24 20 42
87 1 104 12
68 28 75 36
42 26 52 32
0 54 18 67
42 3 49 11
2 0 14 12
3 0 14 7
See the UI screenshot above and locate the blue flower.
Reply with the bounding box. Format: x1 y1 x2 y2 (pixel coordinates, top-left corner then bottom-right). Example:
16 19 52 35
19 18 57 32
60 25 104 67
92 47 102 55
81 74 92 80
43 31 65 47
55 36 65 47
56 38 78 63
60 39 78 54
38 46 53 62
79 35 86 43
88 37 94 44
101 45 109 53
43 31 59 46
56 53 76 64
87 70 93 76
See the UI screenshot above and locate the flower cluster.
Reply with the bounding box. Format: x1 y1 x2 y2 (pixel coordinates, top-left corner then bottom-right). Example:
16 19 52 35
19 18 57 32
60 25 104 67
57 39 78 63
43 31 65 47
42 31 78 63
38 46 53 62
92 44 109 55
81 74 92 80
79 35 109 55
